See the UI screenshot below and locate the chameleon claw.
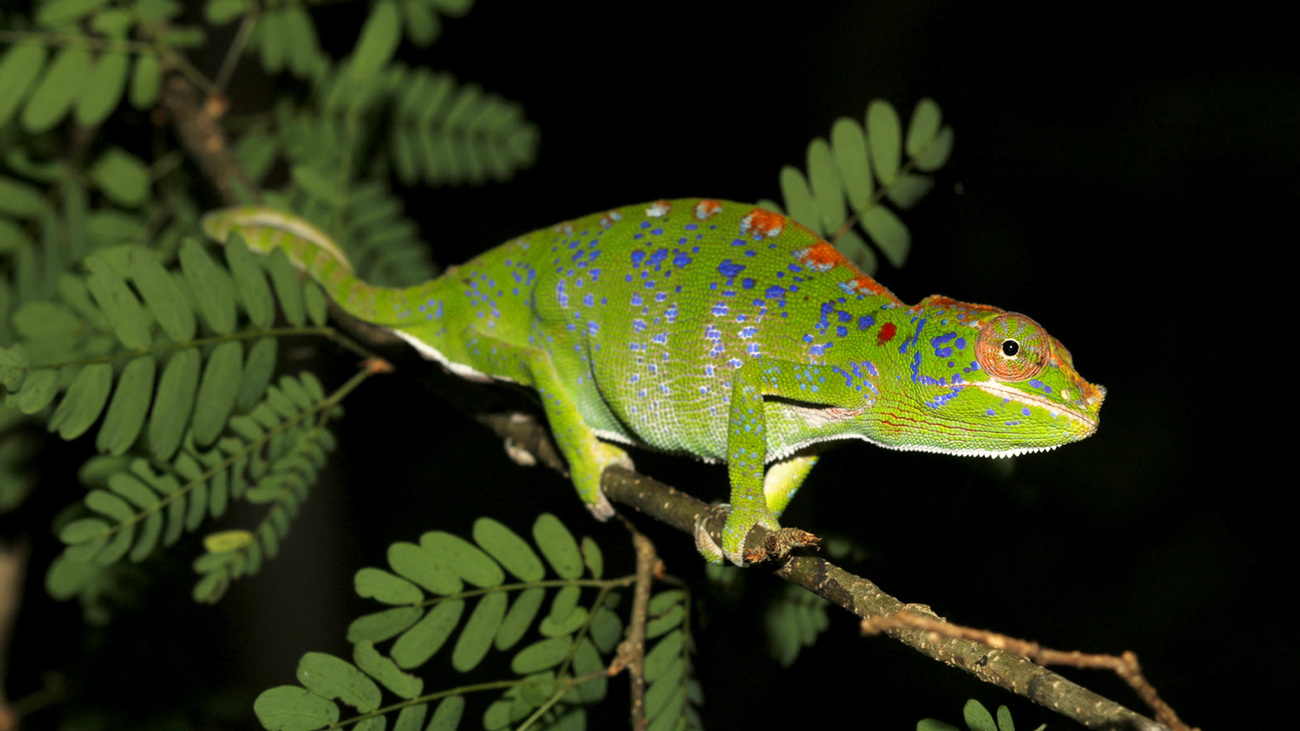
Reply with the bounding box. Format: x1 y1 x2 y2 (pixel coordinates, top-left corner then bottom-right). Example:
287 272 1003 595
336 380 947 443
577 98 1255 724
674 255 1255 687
746 526 821 564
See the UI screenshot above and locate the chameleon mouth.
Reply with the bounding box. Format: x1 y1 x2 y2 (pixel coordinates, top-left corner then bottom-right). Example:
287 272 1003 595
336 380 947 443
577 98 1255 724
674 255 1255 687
973 380 1100 435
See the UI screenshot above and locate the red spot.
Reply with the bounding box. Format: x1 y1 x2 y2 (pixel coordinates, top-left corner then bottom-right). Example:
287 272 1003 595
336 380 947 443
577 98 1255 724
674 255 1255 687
740 208 786 238
877 322 896 345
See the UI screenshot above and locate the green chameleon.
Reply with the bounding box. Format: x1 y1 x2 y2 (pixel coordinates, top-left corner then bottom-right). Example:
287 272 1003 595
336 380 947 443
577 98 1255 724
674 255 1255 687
202 198 1105 565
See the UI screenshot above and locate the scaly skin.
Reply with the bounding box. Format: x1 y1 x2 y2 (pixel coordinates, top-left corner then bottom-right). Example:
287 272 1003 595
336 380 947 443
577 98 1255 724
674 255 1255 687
203 199 1105 564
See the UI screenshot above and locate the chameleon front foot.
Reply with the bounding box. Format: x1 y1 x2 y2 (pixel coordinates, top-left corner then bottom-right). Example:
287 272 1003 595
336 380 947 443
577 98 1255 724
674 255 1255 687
574 441 632 522
694 504 820 566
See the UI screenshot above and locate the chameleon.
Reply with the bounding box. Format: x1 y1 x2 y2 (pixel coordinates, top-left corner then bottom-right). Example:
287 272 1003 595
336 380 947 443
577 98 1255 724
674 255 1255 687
202 198 1105 565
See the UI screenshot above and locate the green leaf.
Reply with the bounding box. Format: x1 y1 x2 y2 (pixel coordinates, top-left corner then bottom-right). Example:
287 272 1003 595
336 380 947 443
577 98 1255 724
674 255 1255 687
495 586 544 652
205 0 249 25
831 117 873 212
303 281 328 326
96 356 155 455
16 368 58 414
85 256 151 350
453 591 506 672
643 629 683 683
129 247 196 343
355 567 423 605
180 237 238 334
226 234 276 328
87 488 133 521
281 5 321 77
861 206 910 268
254 685 340 731
886 173 935 210
915 721 961 731
589 607 623 654
511 636 570 675
393 704 427 731
391 598 463 669
427 697 465 731
914 127 954 173
347 606 423 644
75 49 129 127
129 53 161 109
778 166 819 234
581 536 602 579
402 0 440 47
89 148 150 208
421 531 504 588
996 705 1015 731
49 363 112 439
37 0 110 26
806 137 846 231
350 0 401 80
22 44 90 132
905 98 943 159
266 249 305 326
387 540 461 595
149 347 200 460
291 165 344 206
531 513 582 579
866 100 902 185
0 43 48 126
963 699 997 731
353 640 423 699
473 517 544 582
296 652 381 713
0 176 51 218
191 340 243 446
571 638 607 703
236 337 276 412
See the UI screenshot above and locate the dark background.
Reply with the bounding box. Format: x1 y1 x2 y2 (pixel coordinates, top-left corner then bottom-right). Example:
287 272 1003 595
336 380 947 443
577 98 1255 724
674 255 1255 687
13 1 1297 729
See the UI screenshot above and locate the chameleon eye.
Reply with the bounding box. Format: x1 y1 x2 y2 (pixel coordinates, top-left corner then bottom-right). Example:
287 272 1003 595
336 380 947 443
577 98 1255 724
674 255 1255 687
976 313 1046 381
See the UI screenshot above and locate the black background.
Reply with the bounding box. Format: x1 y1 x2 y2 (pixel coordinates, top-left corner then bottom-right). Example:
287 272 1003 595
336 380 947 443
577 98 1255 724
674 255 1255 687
11 2 1297 729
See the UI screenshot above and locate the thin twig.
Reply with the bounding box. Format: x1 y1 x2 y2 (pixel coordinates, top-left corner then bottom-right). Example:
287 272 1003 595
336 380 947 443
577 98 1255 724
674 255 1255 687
610 516 659 731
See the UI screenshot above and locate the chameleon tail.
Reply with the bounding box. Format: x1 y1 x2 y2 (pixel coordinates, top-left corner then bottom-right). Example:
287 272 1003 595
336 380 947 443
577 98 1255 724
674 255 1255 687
201 207 404 325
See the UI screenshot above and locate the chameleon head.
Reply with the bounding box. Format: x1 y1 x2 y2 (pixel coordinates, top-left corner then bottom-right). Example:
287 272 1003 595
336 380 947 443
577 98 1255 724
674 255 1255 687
872 304 1105 457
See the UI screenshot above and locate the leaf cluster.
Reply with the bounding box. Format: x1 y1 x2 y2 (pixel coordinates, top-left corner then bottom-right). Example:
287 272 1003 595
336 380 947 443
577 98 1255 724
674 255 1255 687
0 0 189 132
254 514 685 731
762 98 954 275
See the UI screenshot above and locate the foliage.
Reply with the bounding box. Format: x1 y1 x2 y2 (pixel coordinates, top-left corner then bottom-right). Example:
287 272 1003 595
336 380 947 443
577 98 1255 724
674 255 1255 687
761 98 954 275
253 513 700 731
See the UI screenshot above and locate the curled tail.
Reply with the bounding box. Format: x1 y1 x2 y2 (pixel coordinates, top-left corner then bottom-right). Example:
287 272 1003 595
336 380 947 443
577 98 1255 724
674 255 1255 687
201 207 401 325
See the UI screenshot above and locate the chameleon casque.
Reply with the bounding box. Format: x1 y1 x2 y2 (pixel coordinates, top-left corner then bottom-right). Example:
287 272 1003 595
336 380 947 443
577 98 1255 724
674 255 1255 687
203 198 1105 564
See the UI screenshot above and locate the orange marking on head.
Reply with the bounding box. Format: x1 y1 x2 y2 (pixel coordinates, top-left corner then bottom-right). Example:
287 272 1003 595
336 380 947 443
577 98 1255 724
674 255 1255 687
740 208 786 238
694 199 723 219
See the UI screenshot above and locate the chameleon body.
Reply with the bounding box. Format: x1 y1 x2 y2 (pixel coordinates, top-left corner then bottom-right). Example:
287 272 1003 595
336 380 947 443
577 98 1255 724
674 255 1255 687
203 198 1105 564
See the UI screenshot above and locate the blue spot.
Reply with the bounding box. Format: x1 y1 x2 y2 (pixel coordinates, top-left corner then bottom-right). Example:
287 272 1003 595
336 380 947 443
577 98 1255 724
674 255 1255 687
836 326 848 337
765 285 786 299
718 259 745 279
673 251 692 267
630 251 646 267
742 277 755 289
